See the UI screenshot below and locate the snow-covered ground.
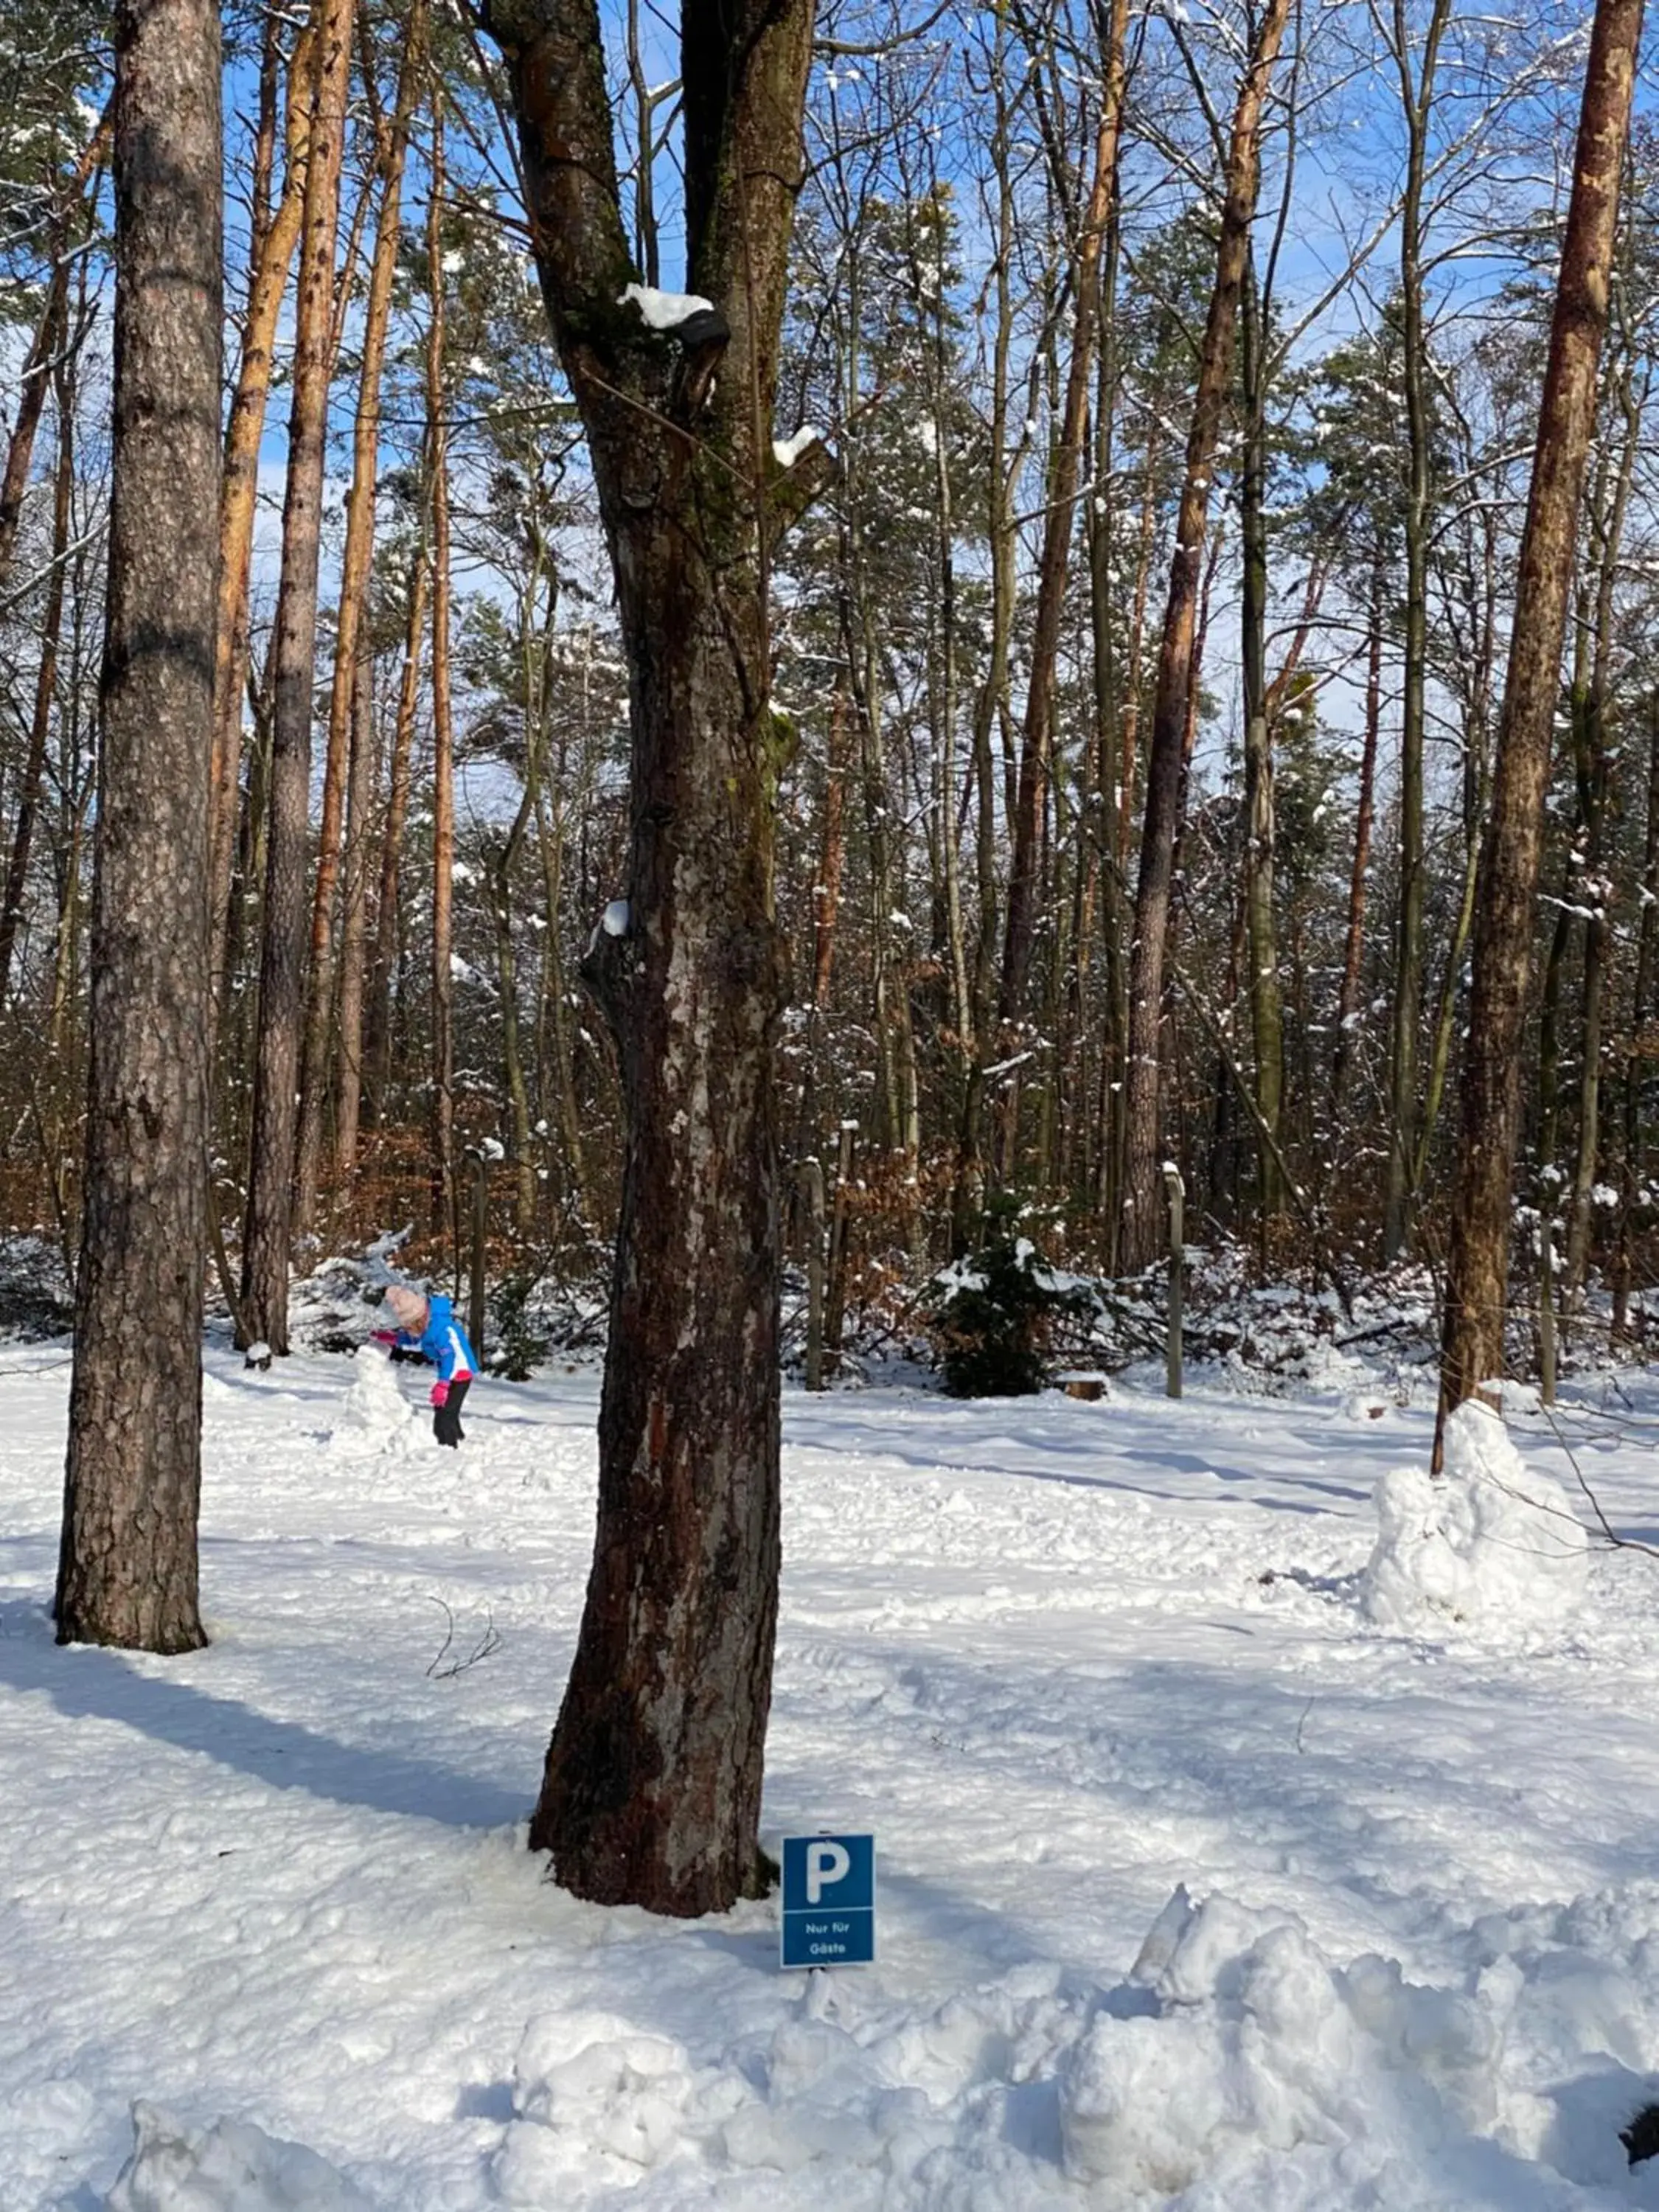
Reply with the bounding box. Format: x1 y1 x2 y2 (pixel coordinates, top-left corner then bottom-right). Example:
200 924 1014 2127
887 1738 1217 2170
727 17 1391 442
7 1334 1659 2208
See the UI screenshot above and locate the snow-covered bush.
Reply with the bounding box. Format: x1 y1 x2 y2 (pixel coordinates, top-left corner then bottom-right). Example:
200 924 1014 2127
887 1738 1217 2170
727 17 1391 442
1360 1399 1588 1638
925 1203 1089 1397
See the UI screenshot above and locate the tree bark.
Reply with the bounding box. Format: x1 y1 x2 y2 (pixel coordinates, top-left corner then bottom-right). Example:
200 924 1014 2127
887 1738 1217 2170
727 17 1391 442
1438 0 1644 1429
483 0 812 1916
1119 0 1291 1270
57 0 220 1652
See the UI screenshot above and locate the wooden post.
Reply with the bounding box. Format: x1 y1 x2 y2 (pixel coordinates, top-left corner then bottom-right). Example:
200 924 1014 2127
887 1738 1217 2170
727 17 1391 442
825 1120 856 1363
1164 1161 1185 1400
800 1157 826 1391
467 1147 488 1369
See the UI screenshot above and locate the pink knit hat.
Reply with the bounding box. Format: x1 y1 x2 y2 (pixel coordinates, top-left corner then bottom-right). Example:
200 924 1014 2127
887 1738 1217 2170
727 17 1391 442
385 1284 428 1332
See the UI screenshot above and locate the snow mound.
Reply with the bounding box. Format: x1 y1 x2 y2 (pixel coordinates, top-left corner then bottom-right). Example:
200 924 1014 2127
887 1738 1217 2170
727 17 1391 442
1360 1400 1587 1638
1059 1888 1497 2206
493 2011 702 2198
105 2101 375 2212
330 1346 415 1447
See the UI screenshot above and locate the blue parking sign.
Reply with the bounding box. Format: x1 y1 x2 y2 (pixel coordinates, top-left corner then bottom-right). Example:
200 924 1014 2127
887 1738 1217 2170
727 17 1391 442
780 1833 875 1967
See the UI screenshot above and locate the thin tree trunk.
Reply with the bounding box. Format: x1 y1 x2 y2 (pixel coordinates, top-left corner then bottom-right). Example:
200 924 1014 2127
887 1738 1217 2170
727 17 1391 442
239 0 355 1354
1566 359 1640 1300
1382 0 1454 1260
58 0 220 1652
999 0 1129 1027
334 641 378 1189
0 128 103 598
0 335 77 1004
1239 251 1283 1217
1120 0 1292 1270
1439 0 1643 1430
364 538 427 1125
293 3 424 1242
1333 548 1384 1108
209 13 316 994
428 100 457 1249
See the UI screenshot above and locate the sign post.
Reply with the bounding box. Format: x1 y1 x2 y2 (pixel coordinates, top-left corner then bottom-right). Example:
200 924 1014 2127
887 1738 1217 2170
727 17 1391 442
780 1832 875 1968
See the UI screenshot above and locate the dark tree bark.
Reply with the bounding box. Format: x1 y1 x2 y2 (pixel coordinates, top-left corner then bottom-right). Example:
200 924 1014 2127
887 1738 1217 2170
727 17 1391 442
1438 0 1644 1432
1119 0 1291 1270
481 0 814 1917
56 0 221 1653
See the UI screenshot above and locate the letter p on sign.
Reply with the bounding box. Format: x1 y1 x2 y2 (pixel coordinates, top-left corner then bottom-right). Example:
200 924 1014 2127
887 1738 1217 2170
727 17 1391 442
805 1839 850 1904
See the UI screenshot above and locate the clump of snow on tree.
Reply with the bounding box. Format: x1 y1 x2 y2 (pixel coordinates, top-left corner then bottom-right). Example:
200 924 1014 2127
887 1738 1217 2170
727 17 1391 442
616 282 714 332
1059 1886 1499 2202
106 2100 375 2212
772 425 822 467
1360 1401 1587 1637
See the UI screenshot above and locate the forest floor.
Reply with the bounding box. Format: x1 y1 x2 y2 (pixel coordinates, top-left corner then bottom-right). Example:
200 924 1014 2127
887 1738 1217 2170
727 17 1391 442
5 1318 1659 2208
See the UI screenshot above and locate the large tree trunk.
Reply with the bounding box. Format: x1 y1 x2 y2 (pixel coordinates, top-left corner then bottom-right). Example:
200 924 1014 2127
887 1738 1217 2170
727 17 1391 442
1439 0 1643 1430
484 0 814 1917
57 0 220 1653
239 0 355 1354
1119 0 1291 1270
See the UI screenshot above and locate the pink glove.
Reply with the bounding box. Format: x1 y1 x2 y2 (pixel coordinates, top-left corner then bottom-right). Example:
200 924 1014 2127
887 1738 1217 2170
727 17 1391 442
429 1380 448 1408
371 1329 397 1346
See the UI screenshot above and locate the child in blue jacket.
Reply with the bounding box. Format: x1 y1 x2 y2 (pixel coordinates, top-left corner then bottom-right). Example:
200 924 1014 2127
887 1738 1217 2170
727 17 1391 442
375 1284 478 1446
